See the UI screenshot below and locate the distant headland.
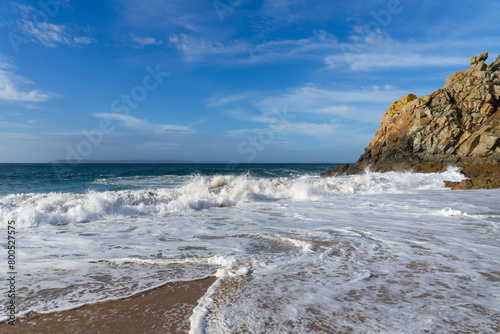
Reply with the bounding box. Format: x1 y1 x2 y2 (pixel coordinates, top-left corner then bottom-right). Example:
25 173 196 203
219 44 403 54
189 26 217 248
49 160 218 164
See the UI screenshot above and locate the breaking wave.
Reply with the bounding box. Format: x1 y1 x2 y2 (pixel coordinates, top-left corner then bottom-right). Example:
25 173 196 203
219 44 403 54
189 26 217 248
0 167 465 228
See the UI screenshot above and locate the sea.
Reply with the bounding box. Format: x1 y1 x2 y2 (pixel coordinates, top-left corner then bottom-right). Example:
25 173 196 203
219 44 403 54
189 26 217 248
0 163 499 333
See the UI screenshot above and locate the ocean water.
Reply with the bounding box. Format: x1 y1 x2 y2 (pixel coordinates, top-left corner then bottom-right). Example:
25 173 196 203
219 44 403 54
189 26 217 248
1 163 499 333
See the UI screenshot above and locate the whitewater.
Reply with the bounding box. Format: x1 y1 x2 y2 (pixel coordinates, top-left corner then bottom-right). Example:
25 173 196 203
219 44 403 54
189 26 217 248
0 164 499 333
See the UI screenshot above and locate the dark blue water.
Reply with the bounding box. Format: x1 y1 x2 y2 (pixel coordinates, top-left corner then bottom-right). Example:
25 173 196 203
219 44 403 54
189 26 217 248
0 163 340 196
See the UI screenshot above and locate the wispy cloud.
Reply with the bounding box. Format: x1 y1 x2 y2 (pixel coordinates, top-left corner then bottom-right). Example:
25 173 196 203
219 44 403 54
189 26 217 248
211 84 419 124
207 91 258 108
93 113 193 134
0 56 53 103
221 105 341 139
252 0 299 33
3 112 21 117
225 116 339 139
283 121 339 138
13 3 95 48
22 21 95 47
112 0 205 32
213 83 426 142
225 128 262 137
0 121 32 128
111 0 499 70
326 49 468 71
251 0 341 35
248 31 337 63
324 30 476 71
129 34 163 48
257 85 412 110
133 142 180 151
168 33 250 61
168 30 337 63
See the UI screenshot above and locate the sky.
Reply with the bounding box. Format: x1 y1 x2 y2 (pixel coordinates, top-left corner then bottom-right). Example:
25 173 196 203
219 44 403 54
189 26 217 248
0 0 499 163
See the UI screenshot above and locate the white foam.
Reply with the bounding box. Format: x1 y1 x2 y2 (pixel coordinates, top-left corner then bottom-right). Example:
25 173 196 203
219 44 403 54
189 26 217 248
0 168 467 228
190 267 250 334
438 208 464 216
253 233 314 252
3 168 499 333
189 278 222 334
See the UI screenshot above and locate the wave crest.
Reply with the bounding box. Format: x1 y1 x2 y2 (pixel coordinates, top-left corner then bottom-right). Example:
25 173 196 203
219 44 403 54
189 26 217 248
0 168 465 228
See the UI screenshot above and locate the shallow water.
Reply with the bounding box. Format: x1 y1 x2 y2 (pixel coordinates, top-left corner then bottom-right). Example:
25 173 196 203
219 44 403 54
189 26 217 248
1 164 499 333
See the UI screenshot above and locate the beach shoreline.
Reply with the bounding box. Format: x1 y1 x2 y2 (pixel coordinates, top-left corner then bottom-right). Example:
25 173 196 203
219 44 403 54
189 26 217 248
0 277 216 334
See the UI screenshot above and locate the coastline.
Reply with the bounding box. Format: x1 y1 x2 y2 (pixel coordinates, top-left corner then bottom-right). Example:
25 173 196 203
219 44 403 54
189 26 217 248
0 277 216 334
1 164 499 332
321 53 500 189
321 162 500 189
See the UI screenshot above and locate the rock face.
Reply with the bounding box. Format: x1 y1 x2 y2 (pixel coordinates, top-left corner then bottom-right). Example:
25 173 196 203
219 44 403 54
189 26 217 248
323 52 500 189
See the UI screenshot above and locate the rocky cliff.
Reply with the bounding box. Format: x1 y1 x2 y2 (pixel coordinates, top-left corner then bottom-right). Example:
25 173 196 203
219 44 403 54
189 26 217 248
322 52 500 189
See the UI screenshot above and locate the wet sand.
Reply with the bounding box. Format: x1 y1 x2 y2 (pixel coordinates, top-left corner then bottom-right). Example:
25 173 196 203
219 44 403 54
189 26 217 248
0 277 216 334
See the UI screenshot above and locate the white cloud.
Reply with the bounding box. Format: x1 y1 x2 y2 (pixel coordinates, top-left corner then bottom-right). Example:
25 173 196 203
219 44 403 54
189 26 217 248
0 121 32 128
252 0 339 34
216 83 427 141
130 34 163 48
133 142 180 150
0 57 52 103
213 85 419 124
207 91 258 108
155 124 193 133
72 37 95 45
14 4 95 48
257 85 406 109
93 113 193 134
225 119 339 139
261 85 428 124
168 30 337 63
112 0 204 32
168 33 250 61
221 104 341 139
283 121 339 138
248 32 337 63
226 128 262 137
94 113 147 129
252 0 300 32
324 31 471 71
22 21 95 48
3 112 21 117
326 52 467 71
113 0 339 63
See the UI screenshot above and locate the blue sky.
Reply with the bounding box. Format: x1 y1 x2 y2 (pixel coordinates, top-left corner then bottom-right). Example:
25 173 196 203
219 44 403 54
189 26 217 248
0 0 499 163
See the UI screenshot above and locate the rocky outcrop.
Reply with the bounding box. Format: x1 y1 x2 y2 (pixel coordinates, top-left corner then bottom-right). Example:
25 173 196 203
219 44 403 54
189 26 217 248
320 163 360 177
450 164 500 189
322 52 500 189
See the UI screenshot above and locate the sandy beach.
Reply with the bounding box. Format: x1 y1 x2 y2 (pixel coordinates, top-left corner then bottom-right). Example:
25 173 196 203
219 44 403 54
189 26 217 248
0 277 216 334
1 165 499 333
